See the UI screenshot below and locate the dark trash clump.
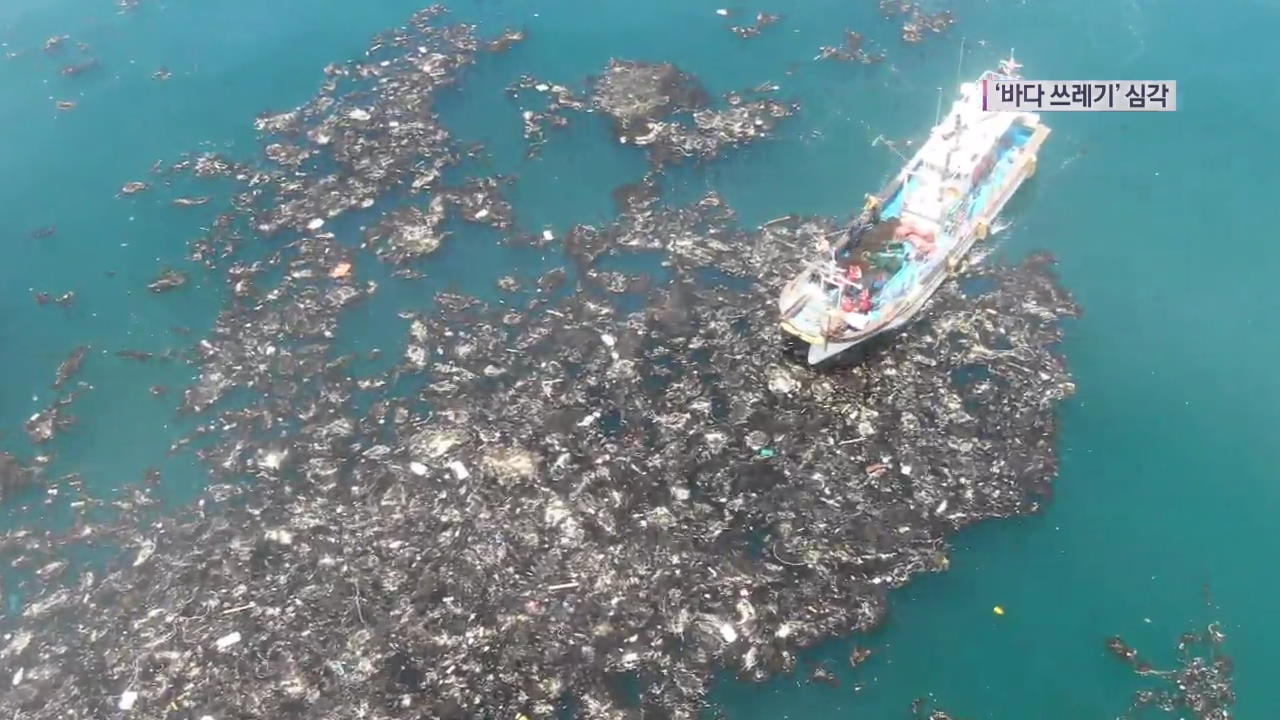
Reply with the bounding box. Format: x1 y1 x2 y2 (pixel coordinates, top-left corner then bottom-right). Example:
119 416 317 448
591 59 710 138
592 59 798 167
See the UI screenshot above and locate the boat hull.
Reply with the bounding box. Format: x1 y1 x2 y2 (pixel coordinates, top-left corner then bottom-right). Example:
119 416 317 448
779 91 1050 365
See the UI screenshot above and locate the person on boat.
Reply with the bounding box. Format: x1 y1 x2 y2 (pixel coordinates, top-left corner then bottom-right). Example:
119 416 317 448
856 288 872 313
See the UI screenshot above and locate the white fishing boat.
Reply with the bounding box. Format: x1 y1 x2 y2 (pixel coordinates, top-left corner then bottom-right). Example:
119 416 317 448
778 55 1050 364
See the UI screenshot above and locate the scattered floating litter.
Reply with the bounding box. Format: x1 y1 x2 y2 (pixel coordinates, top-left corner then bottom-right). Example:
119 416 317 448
993 606 1005 615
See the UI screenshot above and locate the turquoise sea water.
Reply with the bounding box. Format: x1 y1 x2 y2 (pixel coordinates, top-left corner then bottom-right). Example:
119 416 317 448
2 0 1277 717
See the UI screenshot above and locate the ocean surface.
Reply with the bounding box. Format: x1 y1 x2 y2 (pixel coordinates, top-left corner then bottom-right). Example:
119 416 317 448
2 0 1277 717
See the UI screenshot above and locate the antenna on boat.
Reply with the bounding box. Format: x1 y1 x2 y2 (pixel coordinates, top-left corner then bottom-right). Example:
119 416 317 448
871 134 907 162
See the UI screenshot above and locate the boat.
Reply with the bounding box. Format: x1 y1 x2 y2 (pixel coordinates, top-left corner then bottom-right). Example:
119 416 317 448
778 54 1050 365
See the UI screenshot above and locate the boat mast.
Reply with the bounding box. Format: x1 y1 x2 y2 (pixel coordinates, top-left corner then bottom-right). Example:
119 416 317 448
954 37 966 90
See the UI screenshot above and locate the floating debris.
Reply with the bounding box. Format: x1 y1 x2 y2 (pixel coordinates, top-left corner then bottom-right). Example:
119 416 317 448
52 345 88 390
32 291 75 307
118 181 150 196
591 59 798 166
146 269 187 293
923 622 1236 720
28 225 56 240
152 66 172 81
54 100 76 111
879 1 956 44
817 31 886 64
849 646 872 667
808 662 839 685
486 28 526 53
731 12 782 39
1117 623 1236 720
506 74 589 157
58 59 98 77
172 196 211 207
43 35 68 54
24 390 82 444
364 201 448 263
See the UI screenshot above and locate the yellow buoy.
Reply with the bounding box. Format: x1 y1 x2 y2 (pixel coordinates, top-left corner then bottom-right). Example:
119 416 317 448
993 606 1005 616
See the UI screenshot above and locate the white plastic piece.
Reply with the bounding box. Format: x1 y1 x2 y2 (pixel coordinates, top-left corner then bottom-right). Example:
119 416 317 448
214 631 242 651
119 690 138 710
447 461 469 480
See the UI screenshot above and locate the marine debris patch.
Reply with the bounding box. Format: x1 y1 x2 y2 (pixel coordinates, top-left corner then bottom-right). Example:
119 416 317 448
506 60 794 164
591 59 798 167
0 188 1078 720
0 6 1076 720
